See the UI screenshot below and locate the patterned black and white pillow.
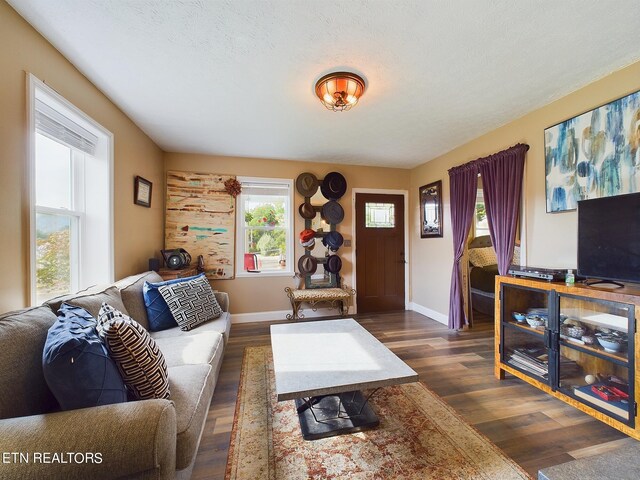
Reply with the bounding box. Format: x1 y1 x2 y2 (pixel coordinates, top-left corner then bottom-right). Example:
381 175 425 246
96 303 170 400
158 274 222 331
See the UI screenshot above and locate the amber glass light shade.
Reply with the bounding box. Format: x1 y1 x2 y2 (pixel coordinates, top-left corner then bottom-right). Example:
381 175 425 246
315 72 365 112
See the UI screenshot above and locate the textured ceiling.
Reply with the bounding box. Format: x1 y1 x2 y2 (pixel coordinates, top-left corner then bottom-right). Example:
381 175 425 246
9 0 640 168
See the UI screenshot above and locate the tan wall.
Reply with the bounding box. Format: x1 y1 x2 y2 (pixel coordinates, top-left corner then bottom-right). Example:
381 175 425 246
409 60 640 318
0 1 164 312
164 153 410 315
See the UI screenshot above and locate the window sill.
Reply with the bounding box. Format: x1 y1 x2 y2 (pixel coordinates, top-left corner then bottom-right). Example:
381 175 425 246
235 270 295 279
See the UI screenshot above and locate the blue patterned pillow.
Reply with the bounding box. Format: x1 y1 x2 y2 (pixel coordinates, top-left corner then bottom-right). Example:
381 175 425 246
42 303 127 410
143 274 202 331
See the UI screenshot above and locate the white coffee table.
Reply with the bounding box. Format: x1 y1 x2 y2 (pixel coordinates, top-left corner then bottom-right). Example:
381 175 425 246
270 318 418 440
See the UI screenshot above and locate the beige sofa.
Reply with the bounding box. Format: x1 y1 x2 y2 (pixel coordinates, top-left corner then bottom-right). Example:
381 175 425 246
0 271 230 480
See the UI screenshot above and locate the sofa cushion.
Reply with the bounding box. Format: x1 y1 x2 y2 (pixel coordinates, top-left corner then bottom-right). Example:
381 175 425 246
46 285 130 319
154 331 224 368
469 246 497 268
159 274 222 331
0 306 59 419
97 303 170 400
143 275 202 332
150 311 232 345
43 304 127 410
168 363 215 470
116 270 164 330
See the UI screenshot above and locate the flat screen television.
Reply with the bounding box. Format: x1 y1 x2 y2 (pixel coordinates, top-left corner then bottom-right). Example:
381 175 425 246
577 192 640 284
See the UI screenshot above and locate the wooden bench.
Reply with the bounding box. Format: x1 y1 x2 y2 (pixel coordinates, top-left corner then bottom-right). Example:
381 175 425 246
284 286 356 321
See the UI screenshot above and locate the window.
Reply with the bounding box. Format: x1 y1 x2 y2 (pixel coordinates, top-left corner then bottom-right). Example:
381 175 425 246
474 189 490 237
236 177 293 276
365 202 395 228
29 74 113 305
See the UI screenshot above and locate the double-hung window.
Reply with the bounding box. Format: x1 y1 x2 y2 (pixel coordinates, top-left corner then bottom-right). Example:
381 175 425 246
474 188 490 237
236 177 293 276
29 75 114 305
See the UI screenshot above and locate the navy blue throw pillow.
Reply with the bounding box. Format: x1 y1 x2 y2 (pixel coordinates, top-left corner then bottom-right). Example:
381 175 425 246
143 273 203 332
42 303 127 410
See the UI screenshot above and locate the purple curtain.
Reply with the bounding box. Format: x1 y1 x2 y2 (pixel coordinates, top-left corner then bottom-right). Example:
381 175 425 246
447 143 529 330
479 144 529 275
447 164 478 330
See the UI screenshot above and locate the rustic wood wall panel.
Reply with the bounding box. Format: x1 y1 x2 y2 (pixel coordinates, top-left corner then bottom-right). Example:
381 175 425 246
166 171 235 279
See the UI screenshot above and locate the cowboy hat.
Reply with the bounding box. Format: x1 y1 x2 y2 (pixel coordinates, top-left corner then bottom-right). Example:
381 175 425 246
325 255 342 274
298 201 316 219
320 171 347 200
298 255 318 276
322 231 344 250
321 200 344 225
296 172 319 197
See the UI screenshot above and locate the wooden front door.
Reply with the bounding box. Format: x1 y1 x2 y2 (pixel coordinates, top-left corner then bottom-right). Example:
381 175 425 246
355 193 405 313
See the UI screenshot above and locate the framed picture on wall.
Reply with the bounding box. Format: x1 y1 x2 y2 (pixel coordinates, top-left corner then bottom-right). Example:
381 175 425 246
419 180 443 238
134 176 152 207
544 89 640 212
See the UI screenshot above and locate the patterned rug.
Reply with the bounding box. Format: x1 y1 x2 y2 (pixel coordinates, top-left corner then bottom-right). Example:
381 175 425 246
226 346 531 480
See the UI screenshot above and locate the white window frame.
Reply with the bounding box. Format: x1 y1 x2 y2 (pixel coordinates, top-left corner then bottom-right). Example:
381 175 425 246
474 188 490 238
235 176 294 277
27 74 114 305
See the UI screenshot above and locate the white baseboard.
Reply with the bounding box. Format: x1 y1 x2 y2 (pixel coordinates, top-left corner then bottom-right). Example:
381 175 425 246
409 302 448 326
231 307 353 324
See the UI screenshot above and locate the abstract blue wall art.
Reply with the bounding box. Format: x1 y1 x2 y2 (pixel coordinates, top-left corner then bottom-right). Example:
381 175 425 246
544 90 640 212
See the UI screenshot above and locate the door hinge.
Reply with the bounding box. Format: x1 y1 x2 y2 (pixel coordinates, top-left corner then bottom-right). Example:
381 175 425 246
635 402 637 418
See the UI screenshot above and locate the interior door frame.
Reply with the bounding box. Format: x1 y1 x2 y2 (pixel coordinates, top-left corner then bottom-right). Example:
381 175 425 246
351 188 409 314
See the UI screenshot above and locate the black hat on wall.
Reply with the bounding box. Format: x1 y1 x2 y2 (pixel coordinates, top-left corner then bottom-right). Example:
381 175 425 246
321 200 344 225
325 255 342 274
320 172 347 200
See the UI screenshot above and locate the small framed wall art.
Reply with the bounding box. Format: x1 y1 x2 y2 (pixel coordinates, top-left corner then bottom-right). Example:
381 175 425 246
419 180 443 238
134 176 152 207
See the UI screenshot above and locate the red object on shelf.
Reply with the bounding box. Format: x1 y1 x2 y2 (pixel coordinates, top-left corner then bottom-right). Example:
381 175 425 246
591 385 621 402
244 253 258 271
609 386 629 399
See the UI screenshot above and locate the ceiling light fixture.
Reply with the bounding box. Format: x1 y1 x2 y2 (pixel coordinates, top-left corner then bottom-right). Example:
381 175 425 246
315 72 365 112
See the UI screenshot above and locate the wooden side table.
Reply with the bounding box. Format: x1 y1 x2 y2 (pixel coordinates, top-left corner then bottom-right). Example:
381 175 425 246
157 266 198 281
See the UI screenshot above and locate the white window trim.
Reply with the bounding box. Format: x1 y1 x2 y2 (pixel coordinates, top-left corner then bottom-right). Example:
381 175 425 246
235 176 294 278
27 73 114 305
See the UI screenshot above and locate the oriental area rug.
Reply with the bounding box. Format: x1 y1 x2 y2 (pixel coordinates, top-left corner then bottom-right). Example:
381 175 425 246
225 346 531 480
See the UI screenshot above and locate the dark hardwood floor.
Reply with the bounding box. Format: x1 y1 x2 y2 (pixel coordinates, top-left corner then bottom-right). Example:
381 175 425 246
192 310 633 479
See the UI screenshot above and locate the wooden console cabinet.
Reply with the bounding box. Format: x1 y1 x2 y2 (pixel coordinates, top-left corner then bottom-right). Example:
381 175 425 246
495 275 640 439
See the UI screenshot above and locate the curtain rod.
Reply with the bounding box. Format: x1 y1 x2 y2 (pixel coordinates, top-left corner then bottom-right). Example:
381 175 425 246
448 143 529 175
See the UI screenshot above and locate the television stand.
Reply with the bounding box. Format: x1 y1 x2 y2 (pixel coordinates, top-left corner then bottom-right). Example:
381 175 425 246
495 275 639 441
584 279 625 288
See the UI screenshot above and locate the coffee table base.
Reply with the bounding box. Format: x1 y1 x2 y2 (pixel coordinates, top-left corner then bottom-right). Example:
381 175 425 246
294 390 380 441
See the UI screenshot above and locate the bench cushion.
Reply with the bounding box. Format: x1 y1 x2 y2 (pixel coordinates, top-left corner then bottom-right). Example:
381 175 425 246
290 288 351 301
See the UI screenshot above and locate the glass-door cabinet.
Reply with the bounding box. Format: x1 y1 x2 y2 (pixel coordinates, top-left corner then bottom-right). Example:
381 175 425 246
497 276 638 438
500 283 555 387
556 294 635 426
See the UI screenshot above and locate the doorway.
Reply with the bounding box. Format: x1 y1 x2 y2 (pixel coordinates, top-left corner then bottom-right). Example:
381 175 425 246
354 193 406 313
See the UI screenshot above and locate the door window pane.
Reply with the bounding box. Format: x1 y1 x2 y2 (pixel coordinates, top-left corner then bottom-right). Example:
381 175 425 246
365 203 395 228
35 213 72 304
35 133 72 209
